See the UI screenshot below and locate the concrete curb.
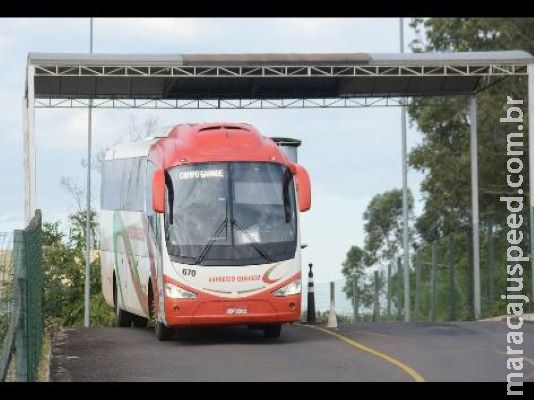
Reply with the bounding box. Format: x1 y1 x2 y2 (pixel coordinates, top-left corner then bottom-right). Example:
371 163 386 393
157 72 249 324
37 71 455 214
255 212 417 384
480 313 534 323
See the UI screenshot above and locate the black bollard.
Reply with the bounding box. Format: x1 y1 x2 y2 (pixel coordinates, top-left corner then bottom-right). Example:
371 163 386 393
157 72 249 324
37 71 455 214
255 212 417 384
307 263 316 324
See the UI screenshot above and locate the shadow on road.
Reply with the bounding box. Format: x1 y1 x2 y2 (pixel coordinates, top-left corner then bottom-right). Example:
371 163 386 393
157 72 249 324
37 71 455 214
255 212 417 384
131 323 328 346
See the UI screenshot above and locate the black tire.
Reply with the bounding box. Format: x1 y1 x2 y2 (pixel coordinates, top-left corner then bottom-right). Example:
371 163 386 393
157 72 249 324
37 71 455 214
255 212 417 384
114 277 132 328
263 324 282 338
155 320 173 341
149 286 173 341
132 314 149 328
247 324 263 331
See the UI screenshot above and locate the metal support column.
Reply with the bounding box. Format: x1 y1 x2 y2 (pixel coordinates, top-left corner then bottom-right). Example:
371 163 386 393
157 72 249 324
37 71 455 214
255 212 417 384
84 18 94 328
469 95 481 320
399 17 411 323
23 66 36 225
529 64 534 311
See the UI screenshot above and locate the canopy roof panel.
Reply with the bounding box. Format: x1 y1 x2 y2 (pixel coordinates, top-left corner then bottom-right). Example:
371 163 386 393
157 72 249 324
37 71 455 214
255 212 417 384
27 50 534 103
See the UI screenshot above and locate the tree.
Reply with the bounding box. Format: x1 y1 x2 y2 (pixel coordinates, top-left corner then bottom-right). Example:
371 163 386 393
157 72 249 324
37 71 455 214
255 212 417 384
363 188 414 265
340 189 414 320
341 245 368 278
341 246 373 314
43 116 163 328
127 115 159 142
407 18 534 317
43 211 114 328
409 18 532 229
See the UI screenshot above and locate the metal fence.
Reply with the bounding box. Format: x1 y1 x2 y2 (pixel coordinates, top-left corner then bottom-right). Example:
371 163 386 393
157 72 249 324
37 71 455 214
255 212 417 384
301 279 358 324
0 210 43 382
302 278 375 326
302 227 533 326
0 233 15 357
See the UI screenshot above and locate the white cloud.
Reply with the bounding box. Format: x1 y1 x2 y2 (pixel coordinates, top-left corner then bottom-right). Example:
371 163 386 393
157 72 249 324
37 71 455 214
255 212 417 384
0 212 23 232
36 109 128 152
273 18 343 33
0 213 19 223
0 35 10 54
94 18 217 47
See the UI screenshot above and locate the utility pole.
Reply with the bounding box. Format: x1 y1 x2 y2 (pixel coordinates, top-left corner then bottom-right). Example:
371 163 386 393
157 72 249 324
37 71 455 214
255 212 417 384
84 17 94 328
399 17 411 322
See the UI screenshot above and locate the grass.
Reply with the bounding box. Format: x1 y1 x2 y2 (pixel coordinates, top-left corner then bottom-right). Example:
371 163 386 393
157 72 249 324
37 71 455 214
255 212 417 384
0 314 7 345
37 329 52 382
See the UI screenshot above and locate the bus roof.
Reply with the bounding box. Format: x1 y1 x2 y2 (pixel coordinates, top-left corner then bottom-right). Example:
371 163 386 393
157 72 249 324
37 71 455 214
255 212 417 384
149 122 293 169
104 122 295 170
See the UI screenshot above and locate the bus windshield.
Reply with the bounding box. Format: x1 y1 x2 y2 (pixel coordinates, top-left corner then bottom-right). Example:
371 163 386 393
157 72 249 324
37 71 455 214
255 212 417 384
164 162 297 266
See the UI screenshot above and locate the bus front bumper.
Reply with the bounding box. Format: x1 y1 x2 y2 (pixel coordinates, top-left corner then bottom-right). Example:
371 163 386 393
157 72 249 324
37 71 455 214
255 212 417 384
163 295 301 327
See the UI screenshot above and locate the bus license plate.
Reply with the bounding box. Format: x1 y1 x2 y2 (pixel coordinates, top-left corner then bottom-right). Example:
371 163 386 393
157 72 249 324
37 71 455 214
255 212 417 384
226 306 248 315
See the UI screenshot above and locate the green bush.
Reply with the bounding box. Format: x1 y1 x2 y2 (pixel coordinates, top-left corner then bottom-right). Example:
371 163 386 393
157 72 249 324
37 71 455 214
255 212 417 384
43 212 114 328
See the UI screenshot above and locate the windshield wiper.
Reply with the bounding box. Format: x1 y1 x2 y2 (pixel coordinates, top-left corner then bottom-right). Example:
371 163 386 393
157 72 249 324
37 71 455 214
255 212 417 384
232 218 273 263
194 217 228 265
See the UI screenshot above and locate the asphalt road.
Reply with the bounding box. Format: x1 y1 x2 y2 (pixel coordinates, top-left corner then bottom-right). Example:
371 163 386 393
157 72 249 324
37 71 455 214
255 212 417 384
50 321 534 382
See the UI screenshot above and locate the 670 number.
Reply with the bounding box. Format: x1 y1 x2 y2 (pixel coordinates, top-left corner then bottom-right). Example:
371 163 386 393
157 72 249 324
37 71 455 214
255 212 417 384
182 268 196 277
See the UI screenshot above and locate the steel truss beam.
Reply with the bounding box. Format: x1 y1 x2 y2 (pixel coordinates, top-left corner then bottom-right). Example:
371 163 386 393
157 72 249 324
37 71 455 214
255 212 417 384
33 63 528 78
34 96 408 109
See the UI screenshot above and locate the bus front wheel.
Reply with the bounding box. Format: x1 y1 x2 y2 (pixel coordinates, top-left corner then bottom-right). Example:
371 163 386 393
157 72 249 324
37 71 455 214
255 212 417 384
132 314 149 328
155 321 172 341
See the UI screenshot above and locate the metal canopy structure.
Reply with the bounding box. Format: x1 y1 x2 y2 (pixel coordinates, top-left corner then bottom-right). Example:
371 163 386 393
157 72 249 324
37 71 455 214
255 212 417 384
23 50 534 322
29 50 532 108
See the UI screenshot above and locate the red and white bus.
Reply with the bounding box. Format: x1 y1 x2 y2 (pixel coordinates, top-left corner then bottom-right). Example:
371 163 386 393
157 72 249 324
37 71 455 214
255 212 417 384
99 123 311 340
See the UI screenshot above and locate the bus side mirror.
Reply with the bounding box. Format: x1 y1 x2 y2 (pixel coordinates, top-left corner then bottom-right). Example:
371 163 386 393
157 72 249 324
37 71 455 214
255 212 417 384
152 169 165 213
295 165 311 212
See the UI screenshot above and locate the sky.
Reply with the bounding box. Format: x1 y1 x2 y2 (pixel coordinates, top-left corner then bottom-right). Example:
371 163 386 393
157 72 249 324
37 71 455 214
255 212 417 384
0 18 426 285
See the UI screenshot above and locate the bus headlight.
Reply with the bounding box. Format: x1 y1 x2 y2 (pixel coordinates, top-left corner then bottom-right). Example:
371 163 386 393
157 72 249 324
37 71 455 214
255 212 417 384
273 279 301 297
165 282 197 299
